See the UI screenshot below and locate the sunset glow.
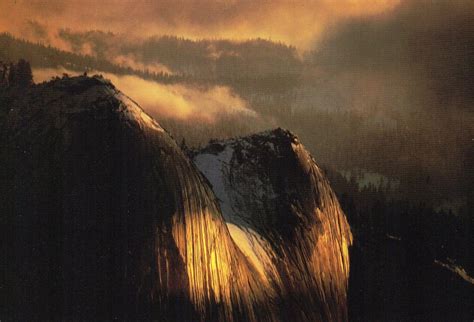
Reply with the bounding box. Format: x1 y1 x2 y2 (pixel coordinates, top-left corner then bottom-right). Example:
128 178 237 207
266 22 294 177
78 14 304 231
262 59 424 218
1 0 400 50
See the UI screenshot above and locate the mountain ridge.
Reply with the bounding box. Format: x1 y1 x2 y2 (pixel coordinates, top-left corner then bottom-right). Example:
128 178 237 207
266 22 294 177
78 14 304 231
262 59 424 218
193 127 352 321
0 75 351 321
0 75 275 321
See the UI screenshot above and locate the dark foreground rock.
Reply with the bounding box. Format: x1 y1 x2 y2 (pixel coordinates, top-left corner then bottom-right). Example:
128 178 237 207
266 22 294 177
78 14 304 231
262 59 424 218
0 76 273 321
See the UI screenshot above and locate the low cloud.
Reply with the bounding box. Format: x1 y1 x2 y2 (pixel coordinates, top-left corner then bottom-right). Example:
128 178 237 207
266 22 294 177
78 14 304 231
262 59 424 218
112 55 173 75
24 20 48 40
33 67 257 123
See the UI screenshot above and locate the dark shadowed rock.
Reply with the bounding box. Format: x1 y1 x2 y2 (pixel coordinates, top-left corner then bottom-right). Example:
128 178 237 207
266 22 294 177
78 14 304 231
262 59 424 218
0 76 274 321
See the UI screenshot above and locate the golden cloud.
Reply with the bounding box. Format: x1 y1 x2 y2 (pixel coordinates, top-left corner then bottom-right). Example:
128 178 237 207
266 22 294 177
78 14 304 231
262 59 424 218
33 67 257 123
2 0 400 50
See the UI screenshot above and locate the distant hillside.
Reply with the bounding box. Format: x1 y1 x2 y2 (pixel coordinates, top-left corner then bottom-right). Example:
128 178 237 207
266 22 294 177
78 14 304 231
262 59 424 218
0 33 185 84
0 32 303 91
58 30 303 79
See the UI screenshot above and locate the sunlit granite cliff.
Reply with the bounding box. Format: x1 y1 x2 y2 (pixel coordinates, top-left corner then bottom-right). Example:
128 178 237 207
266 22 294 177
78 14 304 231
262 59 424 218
0 76 351 321
193 129 353 321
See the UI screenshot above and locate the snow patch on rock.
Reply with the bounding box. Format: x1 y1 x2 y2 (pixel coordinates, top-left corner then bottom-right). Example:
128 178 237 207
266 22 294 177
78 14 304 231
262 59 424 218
194 145 235 221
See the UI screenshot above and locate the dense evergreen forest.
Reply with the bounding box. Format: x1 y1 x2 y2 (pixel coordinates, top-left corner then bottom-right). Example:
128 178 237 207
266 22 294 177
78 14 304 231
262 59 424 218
0 33 187 84
0 32 301 89
57 29 302 84
325 167 473 321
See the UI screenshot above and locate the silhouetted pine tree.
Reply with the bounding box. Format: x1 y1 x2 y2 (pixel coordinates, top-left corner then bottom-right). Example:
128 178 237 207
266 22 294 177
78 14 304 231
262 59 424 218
16 59 33 87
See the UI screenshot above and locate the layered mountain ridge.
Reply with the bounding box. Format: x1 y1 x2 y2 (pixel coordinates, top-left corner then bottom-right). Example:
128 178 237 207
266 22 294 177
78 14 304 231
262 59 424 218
0 76 351 321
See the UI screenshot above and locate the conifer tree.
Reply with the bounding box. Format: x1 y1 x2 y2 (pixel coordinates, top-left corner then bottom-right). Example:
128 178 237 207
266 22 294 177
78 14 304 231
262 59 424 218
16 59 33 87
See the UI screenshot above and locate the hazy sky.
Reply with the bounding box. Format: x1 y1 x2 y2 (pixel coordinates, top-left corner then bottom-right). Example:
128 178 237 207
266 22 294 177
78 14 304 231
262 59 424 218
1 0 400 50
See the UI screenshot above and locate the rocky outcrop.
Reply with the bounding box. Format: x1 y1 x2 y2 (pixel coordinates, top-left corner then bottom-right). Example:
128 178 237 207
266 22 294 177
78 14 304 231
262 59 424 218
0 76 352 321
193 129 353 321
0 76 273 321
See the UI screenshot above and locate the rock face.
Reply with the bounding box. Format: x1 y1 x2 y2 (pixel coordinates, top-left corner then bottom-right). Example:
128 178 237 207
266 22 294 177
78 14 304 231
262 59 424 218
0 76 352 321
0 76 272 321
193 129 353 322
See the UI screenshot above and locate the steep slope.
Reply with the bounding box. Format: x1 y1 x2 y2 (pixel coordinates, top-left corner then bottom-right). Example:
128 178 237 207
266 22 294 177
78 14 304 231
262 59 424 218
0 76 273 321
193 129 353 321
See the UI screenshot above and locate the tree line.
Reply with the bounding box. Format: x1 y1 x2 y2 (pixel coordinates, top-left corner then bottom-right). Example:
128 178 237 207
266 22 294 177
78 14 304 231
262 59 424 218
0 33 303 92
0 33 186 85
